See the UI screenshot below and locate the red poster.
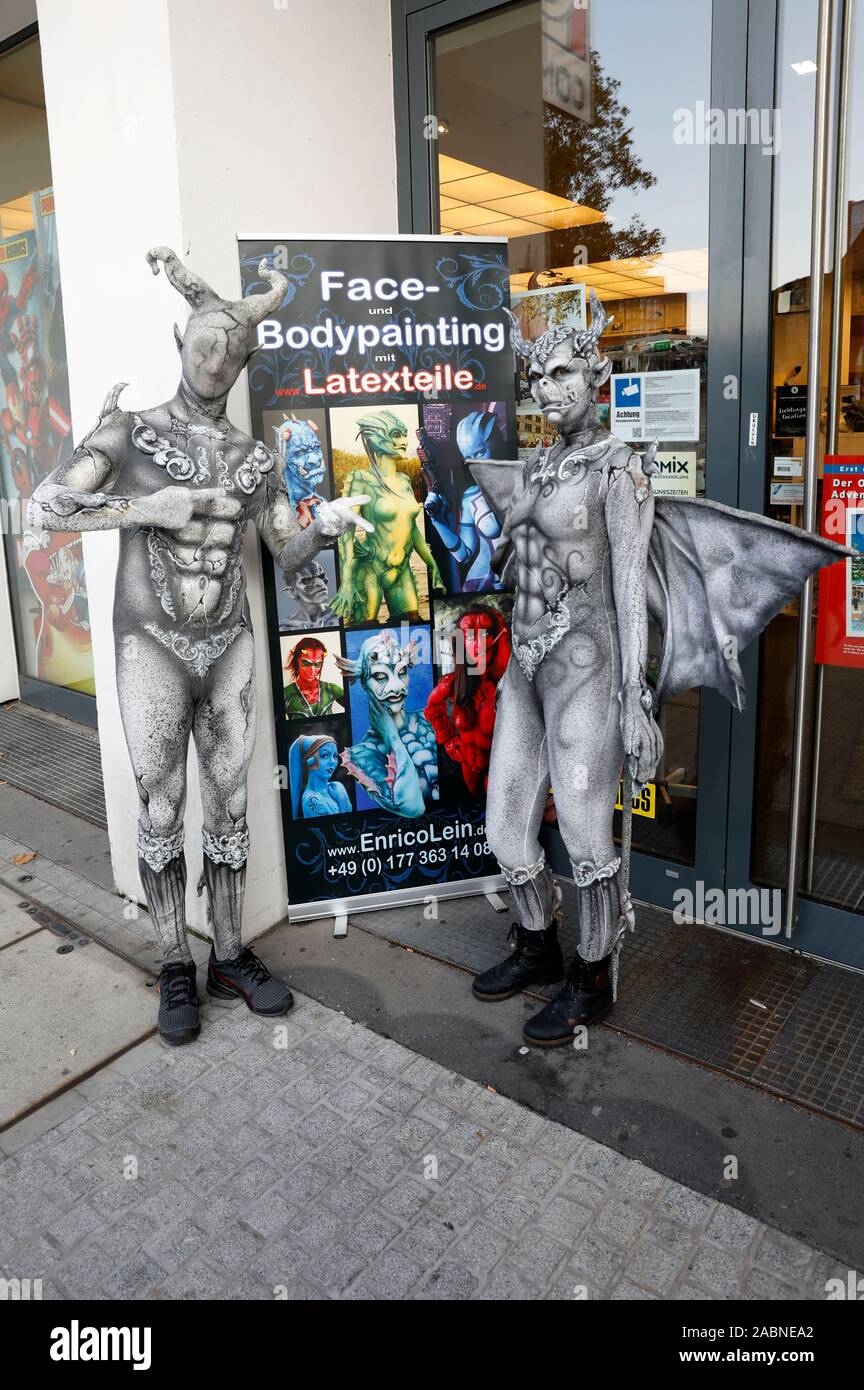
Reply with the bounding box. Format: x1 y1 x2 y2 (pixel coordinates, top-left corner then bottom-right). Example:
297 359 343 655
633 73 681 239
814 456 864 669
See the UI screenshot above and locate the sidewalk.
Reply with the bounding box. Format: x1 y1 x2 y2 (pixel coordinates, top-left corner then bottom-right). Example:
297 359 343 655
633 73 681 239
0 917 843 1301
0 765 859 1301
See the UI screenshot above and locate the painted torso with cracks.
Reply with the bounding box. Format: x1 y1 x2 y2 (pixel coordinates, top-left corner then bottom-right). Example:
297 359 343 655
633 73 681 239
509 430 636 638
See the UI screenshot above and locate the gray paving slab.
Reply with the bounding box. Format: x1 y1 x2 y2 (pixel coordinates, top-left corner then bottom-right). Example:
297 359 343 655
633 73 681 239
0 988 841 1301
0 915 155 1127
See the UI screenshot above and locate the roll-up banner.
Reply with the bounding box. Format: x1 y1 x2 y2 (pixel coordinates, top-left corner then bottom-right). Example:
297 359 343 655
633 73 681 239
238 235 517 916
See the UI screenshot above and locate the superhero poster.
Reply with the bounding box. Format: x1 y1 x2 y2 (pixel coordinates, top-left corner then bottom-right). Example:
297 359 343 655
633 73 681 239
239 234 518 908
0 197 95 696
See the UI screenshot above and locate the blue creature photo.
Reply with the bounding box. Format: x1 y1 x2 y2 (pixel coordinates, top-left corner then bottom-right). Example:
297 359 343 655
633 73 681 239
266 407 330 527
337 625 438 817
418 402 507 593
288 717 354 819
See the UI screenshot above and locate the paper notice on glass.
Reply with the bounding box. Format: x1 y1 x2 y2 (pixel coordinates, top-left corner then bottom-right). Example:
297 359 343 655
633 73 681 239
651 450 697 497
611 368 700 442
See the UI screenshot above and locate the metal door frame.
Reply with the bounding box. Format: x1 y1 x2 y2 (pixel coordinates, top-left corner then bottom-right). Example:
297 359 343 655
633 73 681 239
727 0 864 968
391 0 751 915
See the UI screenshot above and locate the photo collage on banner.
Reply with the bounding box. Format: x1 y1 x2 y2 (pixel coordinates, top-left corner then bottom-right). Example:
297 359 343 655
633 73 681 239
239 236 518 907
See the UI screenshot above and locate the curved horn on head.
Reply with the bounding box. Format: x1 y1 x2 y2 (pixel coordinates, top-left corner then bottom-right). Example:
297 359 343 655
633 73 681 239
577 289 614 355
504 307 534 361
235 258 289 327
145 247 219 310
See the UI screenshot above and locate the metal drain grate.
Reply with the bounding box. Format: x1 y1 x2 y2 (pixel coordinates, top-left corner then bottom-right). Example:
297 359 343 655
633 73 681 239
752 968 864 1125
0 702 106 828
761 843 864 915
609 914 817 1079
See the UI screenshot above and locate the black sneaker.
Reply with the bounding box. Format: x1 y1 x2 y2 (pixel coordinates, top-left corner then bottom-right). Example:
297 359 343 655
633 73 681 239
156 961 200 1046
206 947 293 1016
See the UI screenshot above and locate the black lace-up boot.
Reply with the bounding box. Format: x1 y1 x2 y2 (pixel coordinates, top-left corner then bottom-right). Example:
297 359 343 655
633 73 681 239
156 960 200 1046
472 922 564 1001
206 946 293 1016
522 950 614 1046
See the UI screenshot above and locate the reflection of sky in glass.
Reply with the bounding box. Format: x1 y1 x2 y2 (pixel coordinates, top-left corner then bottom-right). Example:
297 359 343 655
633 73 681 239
591 0 711 254
774 0 864 289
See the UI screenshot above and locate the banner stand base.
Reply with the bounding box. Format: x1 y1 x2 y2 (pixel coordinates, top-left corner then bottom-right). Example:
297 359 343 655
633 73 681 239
484 891 509 913
285 874 508 925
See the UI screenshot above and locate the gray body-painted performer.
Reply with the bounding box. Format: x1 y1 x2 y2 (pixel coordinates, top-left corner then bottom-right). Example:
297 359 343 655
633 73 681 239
31 248 371 1045
471 290 850 1047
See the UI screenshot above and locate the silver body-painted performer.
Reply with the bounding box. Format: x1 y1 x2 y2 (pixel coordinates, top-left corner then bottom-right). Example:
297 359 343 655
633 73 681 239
31 249 370 1042
471 291 850 1047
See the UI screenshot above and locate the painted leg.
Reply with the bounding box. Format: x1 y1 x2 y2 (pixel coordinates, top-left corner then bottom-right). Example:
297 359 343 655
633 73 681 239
522 621 628 1046
193 631 293 1017
138 847 189 965
116 630 198 1043
116 629 193 963
383 561 420 622
357 561 383 623
473 660 564 1001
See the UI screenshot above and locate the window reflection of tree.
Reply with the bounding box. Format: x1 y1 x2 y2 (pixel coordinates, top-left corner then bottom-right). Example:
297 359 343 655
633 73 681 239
541 51 664 269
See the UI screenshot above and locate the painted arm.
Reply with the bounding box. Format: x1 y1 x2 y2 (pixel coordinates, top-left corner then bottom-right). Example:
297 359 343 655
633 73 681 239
258 468 373 578
424 491 467 561
331 469 367 619
344 701 425 818
425 674 459 756
605 455 663 791
412 512 445 592
30 411 235 535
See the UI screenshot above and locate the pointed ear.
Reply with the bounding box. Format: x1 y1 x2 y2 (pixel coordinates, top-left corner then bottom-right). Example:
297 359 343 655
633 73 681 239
173 324 183 352
334 654 361 683
406 637 421 667
308 420 319 433
592 356 612 390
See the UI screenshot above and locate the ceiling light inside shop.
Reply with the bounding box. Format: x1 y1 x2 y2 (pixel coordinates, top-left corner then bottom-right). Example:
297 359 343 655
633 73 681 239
438 154 604 239
791 59 817 74
509 248 709 301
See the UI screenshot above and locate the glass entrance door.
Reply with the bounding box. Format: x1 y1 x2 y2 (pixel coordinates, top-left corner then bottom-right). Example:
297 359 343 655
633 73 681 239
399 0 752 911
727 0 864 967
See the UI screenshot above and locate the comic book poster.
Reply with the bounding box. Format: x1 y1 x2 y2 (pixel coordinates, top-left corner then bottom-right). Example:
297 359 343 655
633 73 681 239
0 194 94 695
815 458 864 669
239 235 517 907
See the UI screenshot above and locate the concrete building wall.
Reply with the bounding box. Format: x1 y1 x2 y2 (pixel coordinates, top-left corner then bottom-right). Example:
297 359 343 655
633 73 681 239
33 0 398 936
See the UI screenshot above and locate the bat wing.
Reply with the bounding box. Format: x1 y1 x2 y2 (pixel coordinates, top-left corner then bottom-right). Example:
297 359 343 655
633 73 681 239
467 459 526 519
649 496 851 709
468 459 526 586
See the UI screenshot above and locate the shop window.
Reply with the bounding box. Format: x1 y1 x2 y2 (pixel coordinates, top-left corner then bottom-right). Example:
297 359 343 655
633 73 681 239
429 0 711 865
0 32 94 699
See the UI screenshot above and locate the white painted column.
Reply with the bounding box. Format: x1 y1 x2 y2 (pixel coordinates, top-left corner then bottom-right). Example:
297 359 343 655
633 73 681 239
36 0 398 937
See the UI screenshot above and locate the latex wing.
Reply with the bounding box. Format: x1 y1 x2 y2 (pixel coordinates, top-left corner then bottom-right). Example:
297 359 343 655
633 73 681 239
468 460 526 585
649 496 850 709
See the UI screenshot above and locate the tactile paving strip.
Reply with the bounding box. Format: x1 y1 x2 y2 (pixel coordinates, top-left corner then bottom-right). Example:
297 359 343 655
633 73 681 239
0 702 106 828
